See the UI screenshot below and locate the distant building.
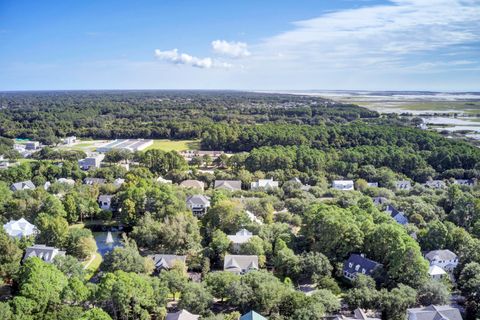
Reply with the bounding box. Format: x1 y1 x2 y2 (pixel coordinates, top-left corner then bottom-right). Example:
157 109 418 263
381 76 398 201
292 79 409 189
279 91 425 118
84 177 106 185
251 178 279 190
367 182 379 188
150 254 186 272
372 197 388 206
23 244 65 263
395 180 412 191
454 179 476 187
343 254 382 281
407 305 462 320
228 229 253 251
25 141 40 150
332 309 380 320
10 180 35 192
186 195 210 216
113 178 125 187
224 255 259 274
214 180 242 192
57 178 75 186
98 195 113 211
3 218 37 238
424 180 446 189
332 180 355 191
165 310 200 320
156 176 173 184
240 310 268 320
180 180 205 190
78 154 105 170
385 205 409 225
179 150 228 161
96 139 153 153
63 136 77 145
428 265 447 280
425 249 458 273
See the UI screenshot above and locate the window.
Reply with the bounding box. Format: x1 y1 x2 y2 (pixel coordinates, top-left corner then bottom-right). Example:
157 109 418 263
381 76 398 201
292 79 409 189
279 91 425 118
362 268 366 274
349 263 353 268
355 264 360 271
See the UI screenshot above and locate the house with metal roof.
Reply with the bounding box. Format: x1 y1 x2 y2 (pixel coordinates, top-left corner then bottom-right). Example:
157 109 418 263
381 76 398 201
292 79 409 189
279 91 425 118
228 229 253 252
23 244 65 263
407 305 462 320
343 254 382 281
250 178 279 190
3 218 37 238
224 255 259 274
385 205 409 225
240 310 268 320
425 249 458 273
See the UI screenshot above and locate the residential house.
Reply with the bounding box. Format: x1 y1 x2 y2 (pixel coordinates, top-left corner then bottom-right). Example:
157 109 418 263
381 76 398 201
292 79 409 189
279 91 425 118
180 179 205 190
43 181 51 190
407 305 462 320
113 178 125 187
156 176 173 184
25 141 40 150
23 244 65 263
289 177 311 191
150 254 186 272
332 180 354 191
214 180 242 192
250 178 279 190
165 310 200 320
372 197 388 206
428 265 447 280
228 229 253 252
343 254 382 281
186 195 210 216
246 210 263 225
10 180 35 192
454 179 476 187
367 182 379 188
84 177 106 185
395 180 412 190
98 195 113 211
425 249 458 273
3 218 37 238
78 153 105 170
424 180 446 189
224 255 259 274
332 309 380 320
385 205 409 225
63 136 77 145
240 310 268 320
57 178 75 186
179 150 228 161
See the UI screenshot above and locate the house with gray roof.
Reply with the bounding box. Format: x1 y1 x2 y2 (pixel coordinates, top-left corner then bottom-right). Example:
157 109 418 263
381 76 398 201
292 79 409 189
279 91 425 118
407 305 462 320
10 180 35 192
186 195 210 217
332 309 380 320
424 180 446 189
367 182 379 188
3 218 37 238
166 309 199 320
78 154 104 170
214 180 242 191
343 254 382 281
251 178 279 190
150 254 186 272
454 179 476 187
23 244 65 263
332 180 354 191
425 249 458 273
224 255 259 274
385 205 408 225
98 195 113 211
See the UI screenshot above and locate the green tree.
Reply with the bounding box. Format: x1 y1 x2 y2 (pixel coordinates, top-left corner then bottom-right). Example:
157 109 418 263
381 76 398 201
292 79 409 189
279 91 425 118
204 271 240 301
178 282 213 316
0 228 23 281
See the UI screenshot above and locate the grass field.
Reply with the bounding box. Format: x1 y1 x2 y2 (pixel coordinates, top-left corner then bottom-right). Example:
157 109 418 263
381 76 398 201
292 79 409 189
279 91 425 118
397 101 480 113
83 253 102 280
144 139 200 151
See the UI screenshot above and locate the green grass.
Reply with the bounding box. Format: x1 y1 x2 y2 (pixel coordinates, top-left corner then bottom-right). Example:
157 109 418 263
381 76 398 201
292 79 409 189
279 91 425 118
83 253 102 280
18 158 38 164
144 139 200 151
397 101 480 114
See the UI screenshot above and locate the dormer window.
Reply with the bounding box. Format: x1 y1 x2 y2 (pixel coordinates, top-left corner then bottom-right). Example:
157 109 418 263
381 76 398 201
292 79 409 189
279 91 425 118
349 262 353 268
362 268 366 274
355 264 360 271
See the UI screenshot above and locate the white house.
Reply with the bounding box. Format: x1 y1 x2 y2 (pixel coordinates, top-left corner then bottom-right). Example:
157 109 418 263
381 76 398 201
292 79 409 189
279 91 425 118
166 310 200 320
78 153 105 170
23 244 65 263
156 176 173 184
10 180 35 192
407 305 462 320
425 249 458 273
25 141 40 150
428 265 447 280
3 218 37 238
250 178 279 190
228 229 253 252
63 136 77 145
332 180 354 191
395 180 412 190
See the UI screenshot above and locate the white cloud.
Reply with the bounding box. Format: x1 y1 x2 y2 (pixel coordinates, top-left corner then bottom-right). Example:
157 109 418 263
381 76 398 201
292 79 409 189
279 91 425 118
212 40 251 58
154 49 232 69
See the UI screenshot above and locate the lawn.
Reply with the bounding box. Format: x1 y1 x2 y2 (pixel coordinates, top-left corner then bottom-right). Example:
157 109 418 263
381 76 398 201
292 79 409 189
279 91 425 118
144 139 200 151
83 253 102 280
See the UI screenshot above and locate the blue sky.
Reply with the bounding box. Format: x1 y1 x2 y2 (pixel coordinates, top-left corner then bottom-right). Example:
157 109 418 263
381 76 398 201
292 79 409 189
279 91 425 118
0 0 479 91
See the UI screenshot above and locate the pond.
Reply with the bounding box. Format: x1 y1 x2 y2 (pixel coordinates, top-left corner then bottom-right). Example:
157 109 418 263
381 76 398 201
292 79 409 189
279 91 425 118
92 231 123 257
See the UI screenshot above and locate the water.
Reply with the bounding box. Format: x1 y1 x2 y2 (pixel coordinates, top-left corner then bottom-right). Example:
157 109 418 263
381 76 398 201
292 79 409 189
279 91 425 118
92 231 122 257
